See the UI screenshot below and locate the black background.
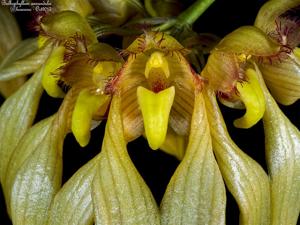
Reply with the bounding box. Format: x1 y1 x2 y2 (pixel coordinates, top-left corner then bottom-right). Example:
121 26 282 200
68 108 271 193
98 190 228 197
1 0 300 224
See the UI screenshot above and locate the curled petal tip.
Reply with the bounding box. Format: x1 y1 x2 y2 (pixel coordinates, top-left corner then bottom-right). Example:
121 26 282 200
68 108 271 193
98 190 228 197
137 86 175 150
234 68 265 128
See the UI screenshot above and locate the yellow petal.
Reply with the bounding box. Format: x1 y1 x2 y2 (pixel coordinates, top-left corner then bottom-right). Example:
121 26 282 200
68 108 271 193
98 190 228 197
41 46 65 98
137 86 175 150
72 89 110 147
234 68 265 128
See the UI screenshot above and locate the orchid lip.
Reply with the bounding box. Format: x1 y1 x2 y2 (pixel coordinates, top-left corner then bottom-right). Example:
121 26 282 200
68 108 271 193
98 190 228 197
137 86 175 150
233 68 266 129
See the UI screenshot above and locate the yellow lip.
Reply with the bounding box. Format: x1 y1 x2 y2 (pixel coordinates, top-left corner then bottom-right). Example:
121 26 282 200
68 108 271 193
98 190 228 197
72 89 110 147
234 68 265 128
137 86 175 150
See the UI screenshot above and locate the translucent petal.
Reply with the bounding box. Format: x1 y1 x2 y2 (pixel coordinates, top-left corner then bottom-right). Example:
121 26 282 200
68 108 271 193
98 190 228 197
47 155 99 225
202 51 240 93
204 88 270 225
92 96 160 224
9 91 75 225
0 69 43 187
161 93 226 225
4 116 54 215
256 65 300 225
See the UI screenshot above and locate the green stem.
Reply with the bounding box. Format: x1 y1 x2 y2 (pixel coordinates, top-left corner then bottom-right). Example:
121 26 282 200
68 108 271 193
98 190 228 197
144 0 158 17
156 0 215 32
177 0 215 26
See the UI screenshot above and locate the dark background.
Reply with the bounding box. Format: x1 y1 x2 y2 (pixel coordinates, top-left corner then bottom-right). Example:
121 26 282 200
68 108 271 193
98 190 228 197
1 0 299 224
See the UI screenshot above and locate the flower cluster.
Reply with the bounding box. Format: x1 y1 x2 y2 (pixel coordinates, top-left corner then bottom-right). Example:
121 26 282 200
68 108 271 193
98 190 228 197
0 0 299 225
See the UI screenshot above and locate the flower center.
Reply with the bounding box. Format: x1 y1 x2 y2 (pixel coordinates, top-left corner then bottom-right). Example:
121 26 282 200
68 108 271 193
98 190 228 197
145 51 170 93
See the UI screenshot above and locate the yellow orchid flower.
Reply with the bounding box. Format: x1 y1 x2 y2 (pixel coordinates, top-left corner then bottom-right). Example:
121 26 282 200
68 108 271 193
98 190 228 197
115 31 202 150
202 0 300 128
42 34 123 147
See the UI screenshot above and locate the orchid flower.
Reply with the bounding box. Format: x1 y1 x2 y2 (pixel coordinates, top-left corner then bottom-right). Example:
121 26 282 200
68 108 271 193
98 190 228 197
202 0 300 224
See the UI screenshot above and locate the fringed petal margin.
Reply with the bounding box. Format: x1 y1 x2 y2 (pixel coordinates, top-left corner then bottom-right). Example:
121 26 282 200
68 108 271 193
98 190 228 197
255 0 300 36
160 92 226 225
92 95 160 225
204 87 270 225
259 52 300 105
